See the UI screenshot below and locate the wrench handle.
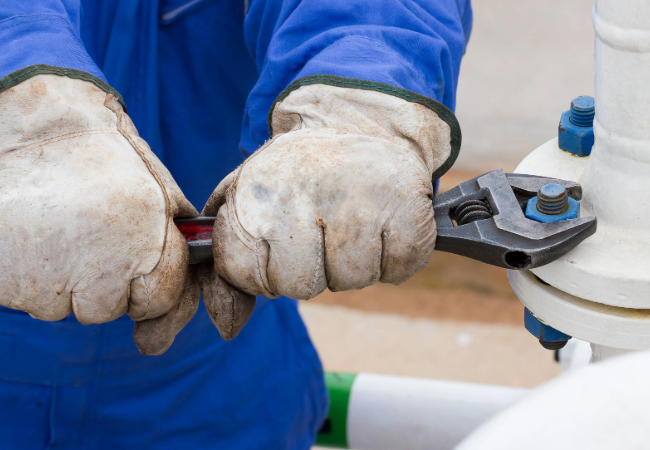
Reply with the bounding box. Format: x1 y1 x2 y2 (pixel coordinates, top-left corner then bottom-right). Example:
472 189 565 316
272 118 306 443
174 216 215 264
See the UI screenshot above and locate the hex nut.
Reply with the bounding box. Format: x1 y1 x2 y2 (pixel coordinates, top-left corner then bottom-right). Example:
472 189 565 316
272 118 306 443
524 308 571 347
526 196 580 223
558 110 594 157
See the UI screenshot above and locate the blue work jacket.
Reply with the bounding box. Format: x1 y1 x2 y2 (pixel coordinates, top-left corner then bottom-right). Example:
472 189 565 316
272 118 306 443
0 1 472 448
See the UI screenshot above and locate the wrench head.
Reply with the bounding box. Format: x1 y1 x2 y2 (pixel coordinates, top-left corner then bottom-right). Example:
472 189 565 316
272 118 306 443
433 169 597 270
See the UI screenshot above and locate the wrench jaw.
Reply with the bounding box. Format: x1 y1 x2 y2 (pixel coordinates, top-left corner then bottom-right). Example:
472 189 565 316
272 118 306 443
505 172 583 202
433 170 598 270
435 217 597 270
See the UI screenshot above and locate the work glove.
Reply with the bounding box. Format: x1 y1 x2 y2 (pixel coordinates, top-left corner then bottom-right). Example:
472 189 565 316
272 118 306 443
0 72 199 355
200 78 459 337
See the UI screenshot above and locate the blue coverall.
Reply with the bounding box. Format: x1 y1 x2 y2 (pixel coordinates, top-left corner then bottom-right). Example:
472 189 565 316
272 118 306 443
0 1 472 448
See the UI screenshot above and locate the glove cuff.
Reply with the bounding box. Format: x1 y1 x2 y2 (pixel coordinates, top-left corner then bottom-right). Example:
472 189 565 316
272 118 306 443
0 64 126 111
267 75 461 181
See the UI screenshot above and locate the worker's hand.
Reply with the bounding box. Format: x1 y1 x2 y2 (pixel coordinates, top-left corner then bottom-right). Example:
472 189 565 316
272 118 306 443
200 81 458 334
0 74 199 355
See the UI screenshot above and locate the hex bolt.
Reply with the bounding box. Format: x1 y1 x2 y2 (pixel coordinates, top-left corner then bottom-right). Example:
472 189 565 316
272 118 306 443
536 183 569 215
558 95 595 156
524 308 571 351
569 96 595 127
526 184 579 224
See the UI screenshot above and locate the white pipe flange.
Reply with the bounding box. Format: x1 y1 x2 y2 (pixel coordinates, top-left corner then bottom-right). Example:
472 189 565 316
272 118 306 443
509 270 650 350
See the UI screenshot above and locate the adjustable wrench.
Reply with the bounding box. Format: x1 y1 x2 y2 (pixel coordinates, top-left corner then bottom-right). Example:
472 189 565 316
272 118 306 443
175 169 597 270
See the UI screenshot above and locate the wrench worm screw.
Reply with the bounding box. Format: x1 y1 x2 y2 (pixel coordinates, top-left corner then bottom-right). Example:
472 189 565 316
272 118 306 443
453 199 492 225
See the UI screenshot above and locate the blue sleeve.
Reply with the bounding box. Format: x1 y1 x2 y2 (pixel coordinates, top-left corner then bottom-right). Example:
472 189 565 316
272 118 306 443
0 1 105 82
241 0 473 154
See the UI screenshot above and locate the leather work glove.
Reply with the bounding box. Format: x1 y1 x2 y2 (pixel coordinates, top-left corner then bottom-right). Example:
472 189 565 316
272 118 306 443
200 77 460 337
0 72 199 355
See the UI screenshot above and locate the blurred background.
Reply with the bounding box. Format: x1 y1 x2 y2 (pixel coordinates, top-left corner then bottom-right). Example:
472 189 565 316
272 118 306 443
302 0 596 388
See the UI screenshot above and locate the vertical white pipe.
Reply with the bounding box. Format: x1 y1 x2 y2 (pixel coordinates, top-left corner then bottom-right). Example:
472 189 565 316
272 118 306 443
582 1 650 234
590 344 633 362
525 0 650 310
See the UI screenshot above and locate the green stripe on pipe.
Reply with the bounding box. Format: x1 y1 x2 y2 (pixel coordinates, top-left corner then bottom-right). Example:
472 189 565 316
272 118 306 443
316 372 358 448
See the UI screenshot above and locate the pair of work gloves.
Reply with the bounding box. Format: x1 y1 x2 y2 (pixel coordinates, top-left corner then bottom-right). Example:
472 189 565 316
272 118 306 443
0 73 459 355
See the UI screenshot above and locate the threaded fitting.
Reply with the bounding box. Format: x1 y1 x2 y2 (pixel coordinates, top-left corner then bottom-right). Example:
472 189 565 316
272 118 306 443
569 96 595 127
536 183 569 215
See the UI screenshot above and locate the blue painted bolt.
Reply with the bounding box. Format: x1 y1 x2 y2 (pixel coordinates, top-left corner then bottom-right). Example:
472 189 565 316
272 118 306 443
524 308 571 350
558 96 595 156
526 183 580 224
524 185 577 351
569 96 595 127
536 183 569 215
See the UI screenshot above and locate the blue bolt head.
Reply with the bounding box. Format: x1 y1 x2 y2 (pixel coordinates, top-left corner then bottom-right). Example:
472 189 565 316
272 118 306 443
526 195 580 223
558 97 595 157
524 308 571 350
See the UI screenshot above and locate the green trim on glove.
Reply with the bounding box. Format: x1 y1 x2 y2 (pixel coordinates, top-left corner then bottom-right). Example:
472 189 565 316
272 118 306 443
268 74 462 181
0 64 127 112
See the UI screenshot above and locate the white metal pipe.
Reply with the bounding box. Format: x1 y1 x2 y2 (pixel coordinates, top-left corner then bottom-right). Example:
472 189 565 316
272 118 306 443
345 374 526 450
460 2 650 446
590 343 633 362
571 0 650 306
509 0 650 353
514 0 650 310
456 351 650 450
558 338 592 371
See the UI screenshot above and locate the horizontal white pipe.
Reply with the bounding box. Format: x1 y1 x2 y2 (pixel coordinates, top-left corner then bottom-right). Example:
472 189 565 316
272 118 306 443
347 374 527 450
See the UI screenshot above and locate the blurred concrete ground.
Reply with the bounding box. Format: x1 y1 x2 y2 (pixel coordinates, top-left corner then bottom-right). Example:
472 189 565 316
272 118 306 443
301 302 559 388
303 0 596 389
